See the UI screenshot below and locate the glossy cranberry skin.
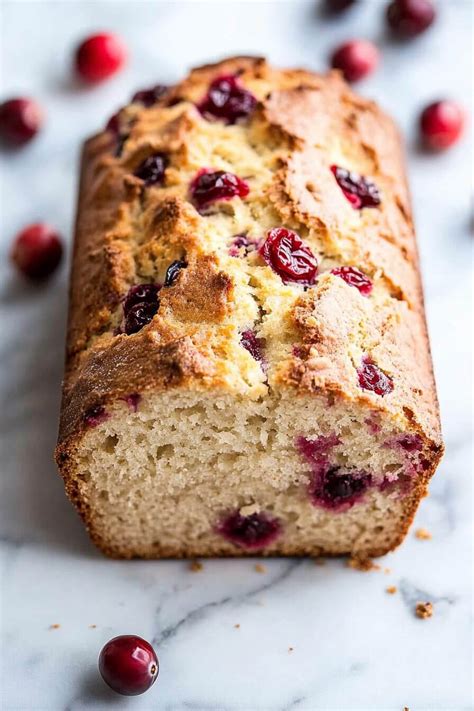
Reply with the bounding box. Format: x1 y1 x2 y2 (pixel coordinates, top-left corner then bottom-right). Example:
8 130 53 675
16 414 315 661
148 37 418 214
419 101 464 151
131 85 168 106
164 260 187 287
331 40 379 82
123 284 160 334
386 0 435 38
259 228 318 286
134 154 168 185
357 357 394 396
198 74 257 124
99 635 159 696
331 165 381 209
190 169 249 209
75 33 127 83
11 223 63 280
218 511 281 550
0 98 43 145
331 266 373 296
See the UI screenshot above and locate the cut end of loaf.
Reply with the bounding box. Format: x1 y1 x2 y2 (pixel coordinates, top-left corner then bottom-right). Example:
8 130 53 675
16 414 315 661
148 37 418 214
58 389 440 559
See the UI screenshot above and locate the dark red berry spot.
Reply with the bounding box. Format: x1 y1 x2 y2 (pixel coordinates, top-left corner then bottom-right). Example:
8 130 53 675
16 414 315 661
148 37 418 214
0 98 43 145
198 74 257 124
11 223 63 280
124 393 141 412
75 33 127 83
122 283 160 335
419 101 464 151
311 467 372 510
392 434 423 452
131 84 169 106
357 357 393 396
240 330 266 367
84 404 109 427
134 153 168 186
190 168 249 209
331 40 379 82
164 260 187 287
386 0 436 38
297 434 340 462
330 266 373 295
99 635 159 697
331 165 381 208
259 228 318 286
217 510 281 550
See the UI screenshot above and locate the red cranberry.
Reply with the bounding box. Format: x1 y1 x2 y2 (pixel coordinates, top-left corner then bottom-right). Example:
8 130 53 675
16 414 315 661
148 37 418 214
123 283 160 313
134 154 168 185
99 635 159 696
357 357 394 396
131 85 169 106
312 467 371 510
386 0 435 37
75 33 127 83
240 330 266 366
331 165 381 209
419 101 464 151
11 223 63 280
190 169 249 209
164 260 187 287
218 511 281 550
0 98 43 145
331 40 379 82
84 404 109 427
330 266 373 296
198 74 257 124
123 284 160 335
259 228 318 286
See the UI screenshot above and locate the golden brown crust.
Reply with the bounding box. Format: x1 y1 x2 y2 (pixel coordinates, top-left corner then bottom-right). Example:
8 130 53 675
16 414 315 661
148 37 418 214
56 56 443 558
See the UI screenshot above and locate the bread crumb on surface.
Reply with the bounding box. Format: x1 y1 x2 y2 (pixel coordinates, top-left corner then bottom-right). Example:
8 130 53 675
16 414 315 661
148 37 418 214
288 646 294 652
254 563 266 573
415 601 433 619
88 624 97 628
415 527 432 540
383 567 391 574
189 560 203 572
234 623 240 629
386 585 397 594
403 707 410 711
49 624 61 630
314 558 326 566
347 557 380 572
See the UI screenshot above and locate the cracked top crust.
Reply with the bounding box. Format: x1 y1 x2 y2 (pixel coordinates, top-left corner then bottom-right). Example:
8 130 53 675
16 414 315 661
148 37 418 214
58 56 442 451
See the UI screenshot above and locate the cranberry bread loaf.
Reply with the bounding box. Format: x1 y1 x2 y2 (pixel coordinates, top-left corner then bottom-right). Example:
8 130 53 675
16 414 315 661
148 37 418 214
56 56 443 559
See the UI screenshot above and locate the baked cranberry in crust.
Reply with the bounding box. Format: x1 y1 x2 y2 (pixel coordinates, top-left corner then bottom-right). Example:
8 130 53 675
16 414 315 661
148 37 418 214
55 57 443 562
190 168 249 209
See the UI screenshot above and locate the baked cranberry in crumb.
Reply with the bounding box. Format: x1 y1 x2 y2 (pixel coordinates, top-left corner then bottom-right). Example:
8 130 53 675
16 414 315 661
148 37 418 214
357 357 394 396
419 101 464 150
331 40 379 82
84 404 109 427
11 224 63 280
311 467 372 510
240 330 266 366
123 284 160 335
164 260 187 287
386 0 436 37
229 234 259 257
99 635 159 696
218 511 281 549
124 393 141 412
134 154 168 185
198 74 257 124
131 85 168 106
330 266 373 296
0 98 43 145
331 165 381 208
190 169 249 209
259 228 318 286
75 33 127 83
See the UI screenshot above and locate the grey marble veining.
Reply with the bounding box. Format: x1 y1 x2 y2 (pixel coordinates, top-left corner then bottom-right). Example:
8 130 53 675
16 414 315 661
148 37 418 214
0 1 472 709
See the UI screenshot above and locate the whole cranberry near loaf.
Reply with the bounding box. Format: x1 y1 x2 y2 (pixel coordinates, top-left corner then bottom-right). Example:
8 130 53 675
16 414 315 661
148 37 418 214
55 57 443 559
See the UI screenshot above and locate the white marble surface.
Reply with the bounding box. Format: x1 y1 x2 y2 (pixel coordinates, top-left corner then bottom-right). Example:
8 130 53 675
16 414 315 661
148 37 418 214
0 1 472 709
